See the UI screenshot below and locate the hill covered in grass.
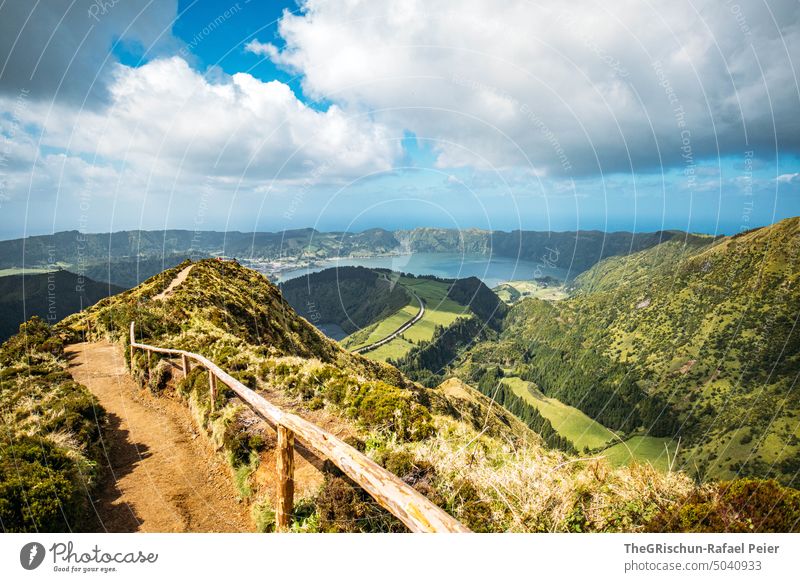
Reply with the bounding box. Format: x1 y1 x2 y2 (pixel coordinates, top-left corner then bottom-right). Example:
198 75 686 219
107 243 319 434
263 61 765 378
439 218 800 485
338 273 508 362
0 270 123 342
43 257 800 532
279 266 411 337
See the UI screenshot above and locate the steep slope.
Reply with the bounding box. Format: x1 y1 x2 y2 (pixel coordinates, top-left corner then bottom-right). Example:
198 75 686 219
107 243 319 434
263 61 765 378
0 270 124 342
449 218 800 484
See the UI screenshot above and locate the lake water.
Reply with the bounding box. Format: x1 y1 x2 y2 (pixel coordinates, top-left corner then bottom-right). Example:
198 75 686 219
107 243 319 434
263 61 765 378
275 252 568 288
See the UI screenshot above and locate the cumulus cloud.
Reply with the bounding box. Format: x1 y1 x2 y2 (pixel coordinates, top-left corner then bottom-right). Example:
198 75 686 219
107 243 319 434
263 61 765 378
2 57 398 203
265 0 800 176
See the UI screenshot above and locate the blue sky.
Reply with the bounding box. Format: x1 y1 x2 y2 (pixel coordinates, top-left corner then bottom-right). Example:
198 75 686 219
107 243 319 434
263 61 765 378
1 0 798 239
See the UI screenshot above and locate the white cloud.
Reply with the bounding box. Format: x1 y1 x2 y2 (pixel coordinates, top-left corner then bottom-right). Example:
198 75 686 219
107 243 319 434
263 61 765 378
5 56 399 189
265 0 800 176
777 173 799 183
244 40 281 60
0 55 401 234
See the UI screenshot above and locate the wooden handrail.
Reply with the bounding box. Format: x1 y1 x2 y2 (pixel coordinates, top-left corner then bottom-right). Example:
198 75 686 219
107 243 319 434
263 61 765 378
129 322 470 533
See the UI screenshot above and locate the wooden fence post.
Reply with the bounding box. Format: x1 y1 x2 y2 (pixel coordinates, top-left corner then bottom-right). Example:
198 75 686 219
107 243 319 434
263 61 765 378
276 425 295 530
181 354 190 377
129 322 136 366
208 372 217 411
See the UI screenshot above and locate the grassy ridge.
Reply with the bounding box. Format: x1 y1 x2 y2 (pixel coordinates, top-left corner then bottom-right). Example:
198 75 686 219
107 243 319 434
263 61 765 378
342 276 472 361
0 318 104 531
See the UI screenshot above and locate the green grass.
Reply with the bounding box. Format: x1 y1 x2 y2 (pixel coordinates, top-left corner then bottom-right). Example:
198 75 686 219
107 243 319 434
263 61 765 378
362 336 417 361
493 280 568 304
602 436 679 472
501 377 615 450
343 277 470 361
342 303 419 350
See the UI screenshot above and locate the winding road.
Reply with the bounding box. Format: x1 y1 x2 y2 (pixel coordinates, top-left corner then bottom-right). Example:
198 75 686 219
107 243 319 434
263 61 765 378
353 290 425 354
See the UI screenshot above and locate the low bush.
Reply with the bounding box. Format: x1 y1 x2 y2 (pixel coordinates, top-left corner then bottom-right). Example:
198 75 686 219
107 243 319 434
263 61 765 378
0 436 92 532
646 478 800 532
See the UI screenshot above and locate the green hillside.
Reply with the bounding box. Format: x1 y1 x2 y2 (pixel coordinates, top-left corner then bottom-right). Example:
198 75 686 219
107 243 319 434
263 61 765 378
447 218 800 484
342 275 506 362
279 266 410 336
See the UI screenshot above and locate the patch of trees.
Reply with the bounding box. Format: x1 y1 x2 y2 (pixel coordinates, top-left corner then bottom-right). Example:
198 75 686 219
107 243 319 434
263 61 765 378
475 367 576 453
391 316 496 386
515 343 679 436
447 277 507 327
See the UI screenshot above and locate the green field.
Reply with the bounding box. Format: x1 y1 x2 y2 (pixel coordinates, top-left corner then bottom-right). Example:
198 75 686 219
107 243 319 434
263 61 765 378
341 303 420 349
602 436 679 472
398 278 468 343
342 276 469 361
493 280 568 304
501 376 678 471
501 377 615 450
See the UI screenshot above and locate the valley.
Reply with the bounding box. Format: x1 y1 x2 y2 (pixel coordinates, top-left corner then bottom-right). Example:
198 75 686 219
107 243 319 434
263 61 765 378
1 220 799 534
273 219 800 486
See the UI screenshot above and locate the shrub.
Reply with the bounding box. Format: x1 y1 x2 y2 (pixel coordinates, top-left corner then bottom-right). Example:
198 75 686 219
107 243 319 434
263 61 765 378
351 382 434 441
314 466 405 533
647 478 800 532
148 360 172 393
251 497 276 532
0 436 89 532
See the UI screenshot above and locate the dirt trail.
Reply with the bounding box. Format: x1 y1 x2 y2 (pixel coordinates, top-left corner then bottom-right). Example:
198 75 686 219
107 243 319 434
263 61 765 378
152 263 194 300
66 341 251 532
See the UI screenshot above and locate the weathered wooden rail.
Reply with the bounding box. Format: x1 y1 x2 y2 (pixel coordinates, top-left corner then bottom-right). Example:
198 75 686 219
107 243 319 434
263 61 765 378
128 322 469 533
